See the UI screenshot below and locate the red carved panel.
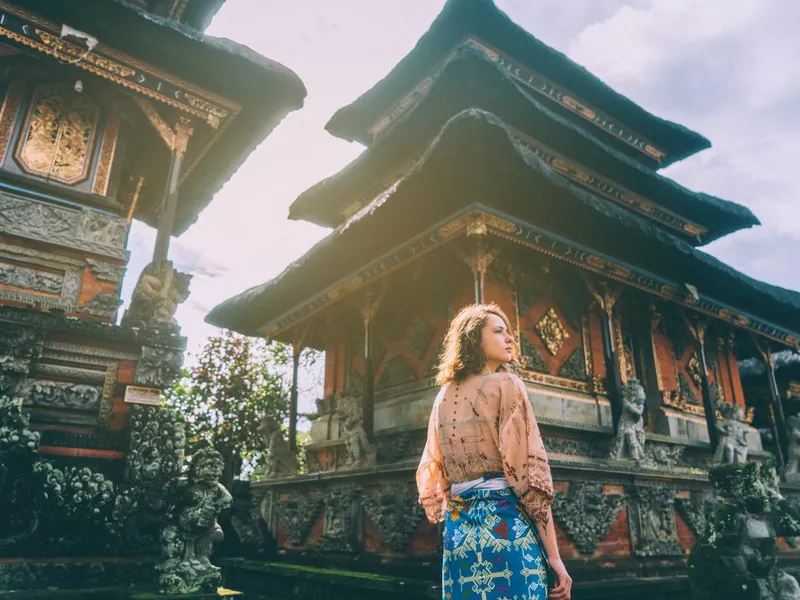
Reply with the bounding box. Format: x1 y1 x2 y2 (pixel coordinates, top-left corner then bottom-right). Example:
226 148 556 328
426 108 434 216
674 511 695 553
652 327 678 392
595 507 632 557
589 311 606 380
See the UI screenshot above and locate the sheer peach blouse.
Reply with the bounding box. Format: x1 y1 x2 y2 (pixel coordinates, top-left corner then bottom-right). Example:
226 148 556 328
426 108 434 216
416 372 553 525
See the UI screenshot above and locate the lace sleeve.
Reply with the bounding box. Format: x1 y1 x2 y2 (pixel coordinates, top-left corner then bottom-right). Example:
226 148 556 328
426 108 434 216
498 374 554 524
416 390 450 523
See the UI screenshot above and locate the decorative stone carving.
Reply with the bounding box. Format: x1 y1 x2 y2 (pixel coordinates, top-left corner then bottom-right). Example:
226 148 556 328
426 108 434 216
276 492 323 546
124 405 186 487
543 436 607 459
558 346 587 381
0 194 78 238
256 415 297 479
135 345 184 388
675 490 717 538
86 258 125 284
552 482 624 555
19 380 102 410
642 442 686 469
0 326 41 379
335 395 376 469
376 429 427 463
0 194 127 259
609 379 646 461
784 415 800 484
688 461 800 600
363 482 425 552
156 448 232 594
77 210 127 248
319 487 360 552
628 485 682 557
80 291 123 318
122 260 192 331
714 403 749 464
0 261 63 294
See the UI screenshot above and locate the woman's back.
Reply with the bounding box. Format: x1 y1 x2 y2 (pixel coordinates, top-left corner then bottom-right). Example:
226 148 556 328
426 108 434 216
435 372 507 484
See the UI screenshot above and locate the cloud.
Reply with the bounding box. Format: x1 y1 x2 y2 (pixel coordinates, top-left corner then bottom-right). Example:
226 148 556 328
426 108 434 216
565 0 800 293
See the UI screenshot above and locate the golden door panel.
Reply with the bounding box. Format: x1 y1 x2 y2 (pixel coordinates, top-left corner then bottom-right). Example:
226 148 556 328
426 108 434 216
14 84 100 185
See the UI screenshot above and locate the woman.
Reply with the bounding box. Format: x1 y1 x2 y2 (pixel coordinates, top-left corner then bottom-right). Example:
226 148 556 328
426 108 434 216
417 303 572 600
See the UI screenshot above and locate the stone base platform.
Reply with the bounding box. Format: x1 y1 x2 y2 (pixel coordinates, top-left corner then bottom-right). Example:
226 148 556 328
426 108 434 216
219 558 691 600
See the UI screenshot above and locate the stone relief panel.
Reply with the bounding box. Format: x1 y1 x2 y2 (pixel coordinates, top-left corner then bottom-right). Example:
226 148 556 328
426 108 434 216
275 492 323 547
363 481 425 552
628 485 683 557
552 482 624 555
0 193 128 258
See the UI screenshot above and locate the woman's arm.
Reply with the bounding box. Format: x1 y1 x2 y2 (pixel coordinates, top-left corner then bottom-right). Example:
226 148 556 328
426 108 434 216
534 506 572 600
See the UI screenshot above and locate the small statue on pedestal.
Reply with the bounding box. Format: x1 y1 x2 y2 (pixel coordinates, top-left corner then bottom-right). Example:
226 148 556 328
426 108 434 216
155 448 232 595
688 460 800 600
257 415 297 479
609 379 646 461
122 260 192 331
783 415 800 484
714 403 749 465
336 395 375 469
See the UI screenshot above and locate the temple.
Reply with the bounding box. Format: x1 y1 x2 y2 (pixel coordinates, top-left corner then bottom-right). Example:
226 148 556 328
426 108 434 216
0 0 304 591
206 0 800 598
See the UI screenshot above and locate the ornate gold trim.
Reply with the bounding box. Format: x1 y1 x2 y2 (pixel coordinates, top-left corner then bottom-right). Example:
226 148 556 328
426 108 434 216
93 103 120 196
0 3 240 124
0 71 24 164
661 390 704 417
519 368 593 395
787 381 800 400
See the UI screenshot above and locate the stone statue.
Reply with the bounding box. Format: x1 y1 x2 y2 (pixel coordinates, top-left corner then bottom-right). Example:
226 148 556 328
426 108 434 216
714 403 749 465
688 460 800 600
257 415 297 479
784 415 800 484
609 379 646 461
335 395 375 469
155 448 232 594
121 260 192 331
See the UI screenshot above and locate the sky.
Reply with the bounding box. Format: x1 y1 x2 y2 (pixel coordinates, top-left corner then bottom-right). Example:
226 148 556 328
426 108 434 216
121 0 800 405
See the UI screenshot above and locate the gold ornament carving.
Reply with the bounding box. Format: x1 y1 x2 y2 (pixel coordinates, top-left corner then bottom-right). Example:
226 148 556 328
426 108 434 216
661 390 705 417
35 29 136 77
686 352 703 389
0 73 25 164
535 308 569 356
15 85 99 184
92 104 120 196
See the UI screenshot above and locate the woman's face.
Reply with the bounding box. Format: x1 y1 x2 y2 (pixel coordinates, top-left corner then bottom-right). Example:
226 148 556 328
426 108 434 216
480 313 515 367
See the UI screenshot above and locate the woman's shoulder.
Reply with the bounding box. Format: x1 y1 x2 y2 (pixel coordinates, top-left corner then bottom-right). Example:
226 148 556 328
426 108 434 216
482 371 526 393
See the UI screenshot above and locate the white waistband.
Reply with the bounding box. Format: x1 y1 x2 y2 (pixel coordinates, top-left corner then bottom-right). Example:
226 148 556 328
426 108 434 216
451 476 510 498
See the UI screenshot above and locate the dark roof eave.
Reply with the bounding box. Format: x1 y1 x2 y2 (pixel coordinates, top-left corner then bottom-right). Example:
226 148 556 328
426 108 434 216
20 0 307 235
296 50 756 238
325 0 709 166
209 110 800 339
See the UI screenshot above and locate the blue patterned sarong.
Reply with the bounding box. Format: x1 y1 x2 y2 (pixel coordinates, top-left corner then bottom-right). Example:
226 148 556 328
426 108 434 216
443 487 549 600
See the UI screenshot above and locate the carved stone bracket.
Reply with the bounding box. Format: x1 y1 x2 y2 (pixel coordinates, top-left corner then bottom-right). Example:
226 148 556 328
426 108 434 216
552 482 624 555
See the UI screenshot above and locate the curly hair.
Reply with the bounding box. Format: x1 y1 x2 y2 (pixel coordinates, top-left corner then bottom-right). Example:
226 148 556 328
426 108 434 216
435 303 515 385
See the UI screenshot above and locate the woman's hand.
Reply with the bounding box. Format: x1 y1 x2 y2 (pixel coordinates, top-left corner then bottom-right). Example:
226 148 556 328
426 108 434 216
548 557 572 600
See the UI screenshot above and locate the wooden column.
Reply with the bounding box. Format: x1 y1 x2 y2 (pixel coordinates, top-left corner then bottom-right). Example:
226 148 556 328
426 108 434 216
288 343 300 452
359 289 385 444
458 240 500 305
755 339 787 467
153 116 193 262
585 280 624 433
685 318 719 450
